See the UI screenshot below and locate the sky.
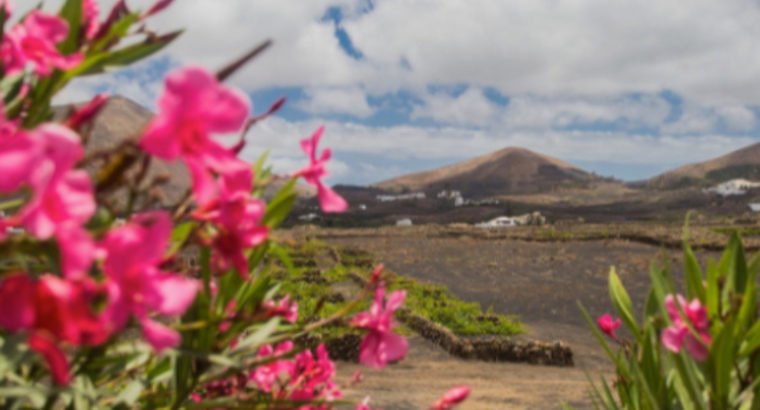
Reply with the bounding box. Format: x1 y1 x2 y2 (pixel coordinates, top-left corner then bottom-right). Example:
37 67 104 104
33 0 760 185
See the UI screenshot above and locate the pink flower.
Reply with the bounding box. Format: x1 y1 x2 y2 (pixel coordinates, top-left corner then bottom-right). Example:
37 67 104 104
294 127 348 213
263 295 298 323
0 273 109 385
288 344 342 403
1 10 82 76
661 294 711 361
23 126 95 279
193 165 268 276
83 0 100 40
0 123 96 279
352 286 408 369
597 313 621 339
139 66 250 184
431 386 470 410
101 211 200 352
250 341 295 393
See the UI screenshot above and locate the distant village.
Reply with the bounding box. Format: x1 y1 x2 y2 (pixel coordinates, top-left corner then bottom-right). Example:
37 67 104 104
702 178 760 212
300 188 546 228
295 177 760 228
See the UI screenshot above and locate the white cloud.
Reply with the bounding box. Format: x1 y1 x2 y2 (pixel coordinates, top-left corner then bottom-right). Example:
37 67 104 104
23 0 760 105
297 86 375 117
716 105 757 132
663 103 758 134
344 0 760 104
502 94 671 130
411 87 501 127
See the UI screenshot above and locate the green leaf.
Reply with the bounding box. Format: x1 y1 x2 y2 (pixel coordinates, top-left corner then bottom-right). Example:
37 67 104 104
146 357 172 383
83 30 183 75
0 387 48 407
683 243 706 301
739 320 760 356
88 13 140 55
705 260 720 317
230 318 280 353
115 380 144 407
58 0 83 54
252 150 271 181
711 318 736 408
263 179 297 228
608 268 640 336
170 222 196 255
670 353 707 410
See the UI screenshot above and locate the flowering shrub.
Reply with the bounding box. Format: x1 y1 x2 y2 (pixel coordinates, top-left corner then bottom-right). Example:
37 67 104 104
583 233 760 409
0 1 467 408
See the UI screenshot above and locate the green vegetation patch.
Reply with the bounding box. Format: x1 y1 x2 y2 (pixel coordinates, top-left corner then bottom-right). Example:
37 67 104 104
268 240 523 338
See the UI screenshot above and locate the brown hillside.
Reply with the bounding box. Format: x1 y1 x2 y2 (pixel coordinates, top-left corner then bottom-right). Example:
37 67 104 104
57 96 191 207
59 96 317 206
375 147 600 197
648 142 760 189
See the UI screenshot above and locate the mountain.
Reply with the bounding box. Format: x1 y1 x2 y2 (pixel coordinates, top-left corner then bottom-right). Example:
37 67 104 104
60 96 316 207
647 142 760 189
58 96 191 207
375 147 606 197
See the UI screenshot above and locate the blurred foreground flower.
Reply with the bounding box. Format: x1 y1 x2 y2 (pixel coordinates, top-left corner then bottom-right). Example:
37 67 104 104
597 313 621 339
431 385 470 410
661 294 711 361
352 286 408 369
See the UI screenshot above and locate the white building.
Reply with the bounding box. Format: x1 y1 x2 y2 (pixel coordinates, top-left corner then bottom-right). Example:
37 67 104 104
749 203 760 212
704 179 760 197
396 218 413 226
376 192 426 202
475 216 518 228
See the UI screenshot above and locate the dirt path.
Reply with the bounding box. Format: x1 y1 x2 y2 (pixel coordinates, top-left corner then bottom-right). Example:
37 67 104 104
322 232 717 409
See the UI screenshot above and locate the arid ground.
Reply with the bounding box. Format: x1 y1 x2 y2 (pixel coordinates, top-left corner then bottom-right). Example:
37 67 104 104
294 226 726 409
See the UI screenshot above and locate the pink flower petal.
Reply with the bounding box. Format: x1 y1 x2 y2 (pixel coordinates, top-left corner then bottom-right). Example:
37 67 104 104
28 332 70 386
661 325 687 354
431 386 471 410
382 332 409 363
141 319 180 352
317 182 348 213
0 274 36 331
56 225 96 280
684 333 710 361
153 274 200 316
0 132 36 193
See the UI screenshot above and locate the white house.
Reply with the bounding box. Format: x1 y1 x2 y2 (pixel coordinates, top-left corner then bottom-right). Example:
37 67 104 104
376 192 426 202
704 179 760 197
749 203 760 212
396 218 413 226
475 216 518 228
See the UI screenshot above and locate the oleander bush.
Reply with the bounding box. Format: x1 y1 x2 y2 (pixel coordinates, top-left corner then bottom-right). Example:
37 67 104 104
0 1 470 408
584 232 760 409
